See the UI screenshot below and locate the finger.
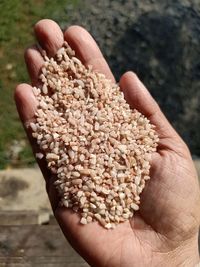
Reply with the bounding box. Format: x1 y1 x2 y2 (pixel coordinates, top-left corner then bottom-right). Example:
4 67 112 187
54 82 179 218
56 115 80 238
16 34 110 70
15 83 38 124
119 71 180 141
25 19 64 85
14 83 58 208
34 19 64 57
64 25 115 82
14 83 46 173
24 45 44 86
14 84 59 209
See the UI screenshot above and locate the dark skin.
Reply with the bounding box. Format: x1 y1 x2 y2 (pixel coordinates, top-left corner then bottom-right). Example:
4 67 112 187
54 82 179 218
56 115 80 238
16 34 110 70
15 19 200 266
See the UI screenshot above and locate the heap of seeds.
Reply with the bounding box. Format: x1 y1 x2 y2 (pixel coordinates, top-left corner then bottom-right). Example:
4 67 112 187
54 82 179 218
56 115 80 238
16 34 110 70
30 42 159 229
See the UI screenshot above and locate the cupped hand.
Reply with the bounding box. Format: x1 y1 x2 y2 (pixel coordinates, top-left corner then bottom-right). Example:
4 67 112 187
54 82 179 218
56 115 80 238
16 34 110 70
15 20 200 267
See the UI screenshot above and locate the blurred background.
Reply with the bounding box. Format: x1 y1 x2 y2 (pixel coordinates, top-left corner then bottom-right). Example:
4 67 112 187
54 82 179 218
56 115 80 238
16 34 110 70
0 0 200 266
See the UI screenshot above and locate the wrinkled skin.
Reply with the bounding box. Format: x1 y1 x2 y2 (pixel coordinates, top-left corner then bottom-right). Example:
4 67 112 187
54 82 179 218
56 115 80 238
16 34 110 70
15 19 200 267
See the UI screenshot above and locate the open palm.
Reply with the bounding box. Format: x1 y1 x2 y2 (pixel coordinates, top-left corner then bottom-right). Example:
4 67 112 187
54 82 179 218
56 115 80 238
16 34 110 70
15 20 200 267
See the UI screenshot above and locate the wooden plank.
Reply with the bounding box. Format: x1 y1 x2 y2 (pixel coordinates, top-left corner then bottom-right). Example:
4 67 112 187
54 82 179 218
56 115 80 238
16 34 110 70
0 211 39 225
0 225 89 266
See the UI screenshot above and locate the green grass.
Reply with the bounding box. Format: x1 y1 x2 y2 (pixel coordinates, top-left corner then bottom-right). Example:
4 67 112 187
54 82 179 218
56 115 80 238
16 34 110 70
0 0 79 169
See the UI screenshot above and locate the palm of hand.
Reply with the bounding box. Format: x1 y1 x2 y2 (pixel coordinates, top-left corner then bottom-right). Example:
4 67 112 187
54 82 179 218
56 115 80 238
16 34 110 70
15 20 200 267
56 142 199 267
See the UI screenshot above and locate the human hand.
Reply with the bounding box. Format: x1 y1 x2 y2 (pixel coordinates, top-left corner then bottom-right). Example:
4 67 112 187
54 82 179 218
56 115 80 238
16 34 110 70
15 19 200 267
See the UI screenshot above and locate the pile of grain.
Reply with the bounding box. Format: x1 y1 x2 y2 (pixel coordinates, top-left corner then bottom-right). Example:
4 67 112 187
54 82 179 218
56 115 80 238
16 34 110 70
30 42 159 229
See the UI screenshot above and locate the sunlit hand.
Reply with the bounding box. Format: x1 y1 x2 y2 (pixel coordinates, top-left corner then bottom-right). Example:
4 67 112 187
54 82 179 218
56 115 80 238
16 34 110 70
15 20 200 267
